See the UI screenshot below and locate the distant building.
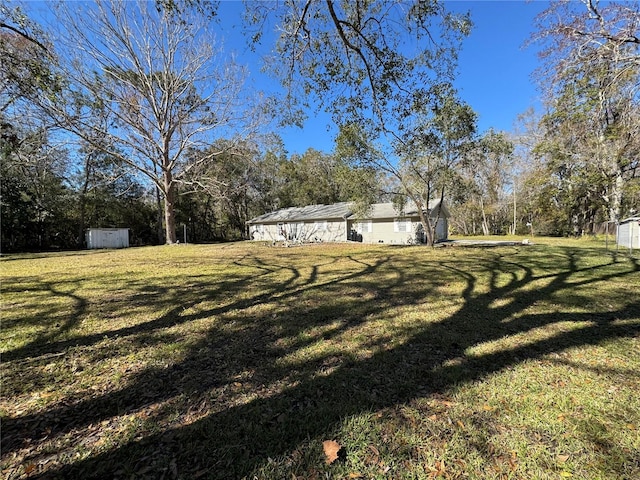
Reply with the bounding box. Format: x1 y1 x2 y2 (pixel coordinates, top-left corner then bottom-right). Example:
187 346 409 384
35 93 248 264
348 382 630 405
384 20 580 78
86 228 130 249
246 200 449 244
617 217 640 249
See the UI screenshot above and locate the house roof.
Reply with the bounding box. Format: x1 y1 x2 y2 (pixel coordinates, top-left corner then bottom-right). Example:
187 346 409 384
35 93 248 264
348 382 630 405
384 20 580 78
247 199 446 224
247 202 353 224
353 199 444 220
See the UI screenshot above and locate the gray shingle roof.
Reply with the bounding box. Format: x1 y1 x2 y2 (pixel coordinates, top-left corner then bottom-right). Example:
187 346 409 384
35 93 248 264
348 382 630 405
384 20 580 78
247 199 445 224
247 202 353 224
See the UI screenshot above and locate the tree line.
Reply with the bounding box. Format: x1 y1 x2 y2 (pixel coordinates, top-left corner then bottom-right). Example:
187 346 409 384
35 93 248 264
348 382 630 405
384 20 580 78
1 0 638 251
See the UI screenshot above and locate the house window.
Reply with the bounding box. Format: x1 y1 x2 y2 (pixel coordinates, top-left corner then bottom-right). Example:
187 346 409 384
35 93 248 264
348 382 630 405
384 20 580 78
355 221 372 233
314 221 328 231
394 218 411 233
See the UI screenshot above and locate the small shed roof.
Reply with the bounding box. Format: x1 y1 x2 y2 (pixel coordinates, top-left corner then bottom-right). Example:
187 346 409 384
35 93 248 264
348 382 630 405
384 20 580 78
86 227 130 231
619 216 640 224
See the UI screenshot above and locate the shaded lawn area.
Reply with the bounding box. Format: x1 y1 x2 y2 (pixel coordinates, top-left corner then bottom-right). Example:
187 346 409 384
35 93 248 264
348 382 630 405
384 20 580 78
1 240 639 479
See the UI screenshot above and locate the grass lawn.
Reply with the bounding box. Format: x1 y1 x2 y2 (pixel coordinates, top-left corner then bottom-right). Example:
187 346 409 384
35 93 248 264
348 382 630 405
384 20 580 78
1 239 639 479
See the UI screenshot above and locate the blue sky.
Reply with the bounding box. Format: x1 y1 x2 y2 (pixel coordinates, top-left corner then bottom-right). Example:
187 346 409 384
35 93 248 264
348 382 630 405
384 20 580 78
449 1 547 135
23 0 549 156
215 0 549 155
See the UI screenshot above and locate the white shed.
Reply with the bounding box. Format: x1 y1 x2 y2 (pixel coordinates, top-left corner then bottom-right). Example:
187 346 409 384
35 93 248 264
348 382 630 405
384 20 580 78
86 228 130 249
617 217 640 249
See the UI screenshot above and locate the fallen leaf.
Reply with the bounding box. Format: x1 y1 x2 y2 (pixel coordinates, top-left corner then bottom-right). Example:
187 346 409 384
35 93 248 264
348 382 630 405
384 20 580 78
428 414 438 421
456 420 465 429
482 404 494 412
560 472 573 477
557 454 570 464
428 459 446 478
24 464 36 475
348 473 363 479
322 440 342 464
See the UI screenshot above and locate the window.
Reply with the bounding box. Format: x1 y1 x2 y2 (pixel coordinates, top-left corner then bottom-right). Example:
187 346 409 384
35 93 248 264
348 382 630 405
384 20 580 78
314 221 328 231
394 218 411 233
355 221 372 233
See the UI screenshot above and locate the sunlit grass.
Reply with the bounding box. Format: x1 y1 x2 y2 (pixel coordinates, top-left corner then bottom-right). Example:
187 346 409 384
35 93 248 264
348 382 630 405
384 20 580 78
1 239 638 479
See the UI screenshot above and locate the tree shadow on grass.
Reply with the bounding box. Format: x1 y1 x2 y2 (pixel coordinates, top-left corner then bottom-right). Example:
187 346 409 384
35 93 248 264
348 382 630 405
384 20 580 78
2 252 323 363
2 246 639 479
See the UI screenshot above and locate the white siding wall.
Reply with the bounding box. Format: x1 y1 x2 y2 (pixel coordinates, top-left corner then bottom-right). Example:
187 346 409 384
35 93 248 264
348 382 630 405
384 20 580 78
249 220 347 242
368 219 416 244
617 219 640 249
86 229 129 249
249 215 448 244
351 217 448 244
435 218 448 241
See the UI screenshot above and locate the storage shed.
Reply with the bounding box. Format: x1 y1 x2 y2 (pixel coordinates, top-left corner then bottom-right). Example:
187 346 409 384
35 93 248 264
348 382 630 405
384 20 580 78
86 228 130 249
617 217 640 249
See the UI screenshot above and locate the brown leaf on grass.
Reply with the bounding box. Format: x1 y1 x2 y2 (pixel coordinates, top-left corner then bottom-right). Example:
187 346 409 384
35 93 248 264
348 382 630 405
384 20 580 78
557 454 570 464
428 459 446 478
322 440 342 464
366 444 381 467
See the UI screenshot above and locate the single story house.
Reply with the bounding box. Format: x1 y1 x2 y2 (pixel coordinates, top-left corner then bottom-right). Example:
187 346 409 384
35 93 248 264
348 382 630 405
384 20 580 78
246 200 449 244
617 216 640 249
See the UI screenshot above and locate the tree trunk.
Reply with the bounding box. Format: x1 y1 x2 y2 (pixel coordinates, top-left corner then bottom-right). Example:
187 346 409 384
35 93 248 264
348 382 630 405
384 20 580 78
512 182 517 235
415 198 435 247
163 172 177 244
419 213 434 246
480 196 489 236
609 170 624 222
78 195 86 249
77 157 91 249
155 185 164 244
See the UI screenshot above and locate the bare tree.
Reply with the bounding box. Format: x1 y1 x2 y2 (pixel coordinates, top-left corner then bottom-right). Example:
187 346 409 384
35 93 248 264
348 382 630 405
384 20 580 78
531 0 640 224
42 0 262 243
